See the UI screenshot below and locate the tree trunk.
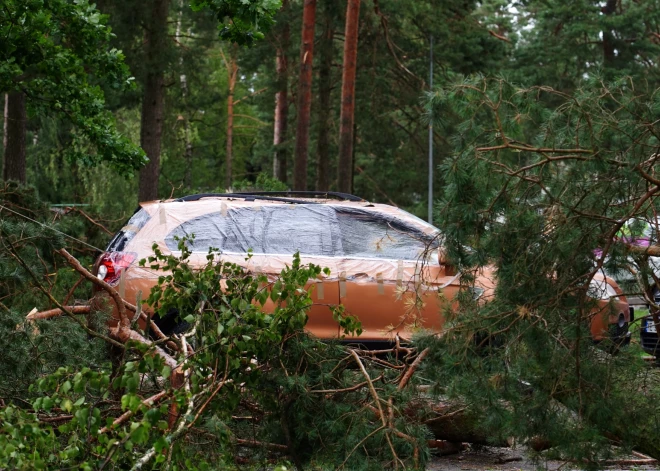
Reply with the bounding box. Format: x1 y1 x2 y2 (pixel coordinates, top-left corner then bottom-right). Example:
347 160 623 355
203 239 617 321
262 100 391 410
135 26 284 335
3 94 7 151
138 0 170 203
183 118 193 189
293 0 317 190
3 91 27 183
422 401 509 447
224 45 238 190
601 0 617 66
315 5 334 191
176 0 193 190
273 0 290 184
337 0 360 194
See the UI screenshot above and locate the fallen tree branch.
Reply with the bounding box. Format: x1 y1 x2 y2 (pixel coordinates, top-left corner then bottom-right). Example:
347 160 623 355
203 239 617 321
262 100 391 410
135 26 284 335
427 440 465 456
37 414 74 423
64 207 114 235
114 328 178 370
63 275 84 305
27 305 91 320
338 425 387 470
57 248 129 328
309 374 384 395
57 248 169 342
488 29 511 43
627 243 660 257
1 238 125 349
398 348 429 390
235 438 288 451
99 391 168 434
349 349 404 469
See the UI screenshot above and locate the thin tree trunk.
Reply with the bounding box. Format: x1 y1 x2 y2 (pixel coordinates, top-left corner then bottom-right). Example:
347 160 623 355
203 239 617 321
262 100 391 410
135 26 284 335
337 0 360 194
176 0 193 189
183 119 193 188
315 5 334 191
601 0 617 66
224 45 238 190
3 94 8 151
138 0 170 203
293 0 317 190
3 91 27 183
273 0 290 183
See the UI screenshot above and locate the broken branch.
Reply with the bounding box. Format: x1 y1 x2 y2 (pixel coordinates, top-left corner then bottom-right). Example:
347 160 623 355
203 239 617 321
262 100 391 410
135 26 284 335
27 305 91 320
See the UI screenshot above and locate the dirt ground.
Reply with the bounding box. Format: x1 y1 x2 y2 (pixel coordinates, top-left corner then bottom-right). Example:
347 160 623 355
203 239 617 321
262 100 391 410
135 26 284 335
427 446 659 471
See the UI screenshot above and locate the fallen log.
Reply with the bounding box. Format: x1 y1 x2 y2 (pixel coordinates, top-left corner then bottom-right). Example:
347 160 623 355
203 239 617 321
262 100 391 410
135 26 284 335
427 440 466 456
422 402 509 447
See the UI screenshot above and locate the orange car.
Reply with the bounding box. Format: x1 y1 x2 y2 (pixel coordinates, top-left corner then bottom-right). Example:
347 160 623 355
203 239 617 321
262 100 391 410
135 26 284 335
95 192 631 345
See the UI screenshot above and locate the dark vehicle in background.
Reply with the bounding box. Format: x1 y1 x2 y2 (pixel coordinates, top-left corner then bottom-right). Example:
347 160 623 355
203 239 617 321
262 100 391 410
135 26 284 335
640 289 660 362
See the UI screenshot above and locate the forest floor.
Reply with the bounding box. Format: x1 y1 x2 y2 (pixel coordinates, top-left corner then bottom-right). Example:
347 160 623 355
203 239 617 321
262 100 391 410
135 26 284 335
427 446 659 471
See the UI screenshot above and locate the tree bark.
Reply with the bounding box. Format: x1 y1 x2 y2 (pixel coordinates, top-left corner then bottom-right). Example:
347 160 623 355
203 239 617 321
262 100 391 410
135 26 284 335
337 0 360 194
422 401 508 447
176 0 193 190
224 45 238 190
315 5 334 191
182 117 193 189
3 91 27 183
601 0 617 66
273 0 290 184
3 94 7 151
138 0 170 203
293 0 317 190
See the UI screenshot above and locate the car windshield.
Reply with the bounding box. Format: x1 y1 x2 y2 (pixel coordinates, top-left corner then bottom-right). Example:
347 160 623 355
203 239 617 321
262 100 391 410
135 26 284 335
164 204 438 261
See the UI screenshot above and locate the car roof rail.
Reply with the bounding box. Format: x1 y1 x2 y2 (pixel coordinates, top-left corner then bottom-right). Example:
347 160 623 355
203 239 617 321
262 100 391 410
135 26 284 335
174 191 365 203
235 191 364 201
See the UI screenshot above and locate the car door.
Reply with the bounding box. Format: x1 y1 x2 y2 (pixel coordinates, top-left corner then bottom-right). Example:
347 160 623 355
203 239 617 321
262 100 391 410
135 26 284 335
333 207 459 341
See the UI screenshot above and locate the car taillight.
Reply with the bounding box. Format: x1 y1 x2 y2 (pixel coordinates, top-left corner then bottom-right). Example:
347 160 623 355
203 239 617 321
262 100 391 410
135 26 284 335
97 252 137 285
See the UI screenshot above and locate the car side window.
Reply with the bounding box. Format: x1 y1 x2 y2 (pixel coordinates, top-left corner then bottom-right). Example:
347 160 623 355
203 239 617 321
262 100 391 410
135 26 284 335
260 206 339 256
334 208 435 260
107 208 151 252
165 205 339 256
164 209 260 253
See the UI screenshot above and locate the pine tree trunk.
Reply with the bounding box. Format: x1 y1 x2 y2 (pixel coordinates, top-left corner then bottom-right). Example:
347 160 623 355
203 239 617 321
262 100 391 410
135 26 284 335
3 94 7 151
337 0 360 194
138 0 170 203
601 0 617 66
176 0 193 190
273 0 290 184
293 0 317 190
315 6 334 192
3 91 27 183
183 118 193 189
225 46 238 190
